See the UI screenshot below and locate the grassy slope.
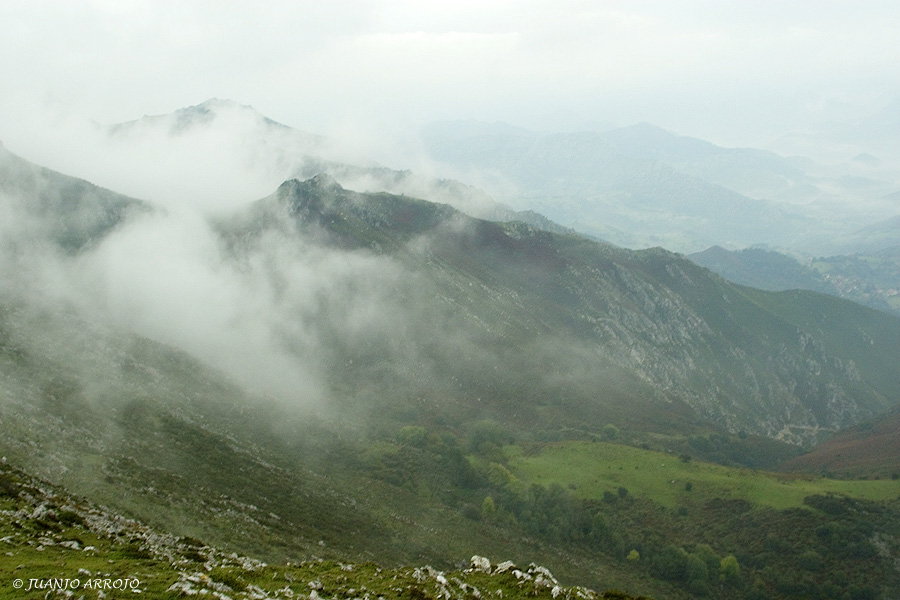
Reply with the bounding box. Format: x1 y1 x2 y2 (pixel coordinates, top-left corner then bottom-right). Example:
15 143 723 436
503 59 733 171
0 463 647 600
507 440 900 510
502 439 900 599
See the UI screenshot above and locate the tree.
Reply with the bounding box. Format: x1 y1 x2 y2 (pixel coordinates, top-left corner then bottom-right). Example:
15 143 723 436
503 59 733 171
686 553 710 593
652 545 688 582
720 555 741 585
481 495 496 518
603 424 619 440
693 544 720 575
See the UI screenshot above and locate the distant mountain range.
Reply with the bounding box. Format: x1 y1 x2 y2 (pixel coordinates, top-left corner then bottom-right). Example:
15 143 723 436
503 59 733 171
771 97 900 164
420 116 900 254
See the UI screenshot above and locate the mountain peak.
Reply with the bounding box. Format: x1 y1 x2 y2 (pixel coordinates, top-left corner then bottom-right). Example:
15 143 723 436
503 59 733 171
169 98 261 129
108 98 283 137
277 174 342 195
273 175 344 215
195 97 254 112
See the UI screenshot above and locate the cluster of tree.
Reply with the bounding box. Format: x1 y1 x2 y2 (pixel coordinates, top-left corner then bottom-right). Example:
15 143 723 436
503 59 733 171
683 433 800 469
647 544 740 595
358 425 900 599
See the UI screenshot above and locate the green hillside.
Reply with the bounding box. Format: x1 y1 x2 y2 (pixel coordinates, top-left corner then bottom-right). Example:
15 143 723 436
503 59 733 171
508 440 900 510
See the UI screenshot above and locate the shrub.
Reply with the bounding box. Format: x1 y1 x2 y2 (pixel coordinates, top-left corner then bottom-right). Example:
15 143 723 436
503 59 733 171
209 567 245 591
651 545 688 582
0 474 19 498
799 550 823 572
56 510 86 527
397 426 427 447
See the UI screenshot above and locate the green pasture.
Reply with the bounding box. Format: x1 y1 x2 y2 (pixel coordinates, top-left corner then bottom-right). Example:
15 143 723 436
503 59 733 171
507 441 900 510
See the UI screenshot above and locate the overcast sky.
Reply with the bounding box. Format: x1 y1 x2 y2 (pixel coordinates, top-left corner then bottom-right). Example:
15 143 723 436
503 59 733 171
1 0 898 148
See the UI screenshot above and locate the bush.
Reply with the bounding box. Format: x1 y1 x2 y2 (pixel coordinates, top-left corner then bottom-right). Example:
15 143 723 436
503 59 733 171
0 474 19 498
209 567 245 590
468 420 513 452
651 545 688 582
397 426 427 447
481 496 496 518
56 510 86 527
119 543 152 559
798 550 823 572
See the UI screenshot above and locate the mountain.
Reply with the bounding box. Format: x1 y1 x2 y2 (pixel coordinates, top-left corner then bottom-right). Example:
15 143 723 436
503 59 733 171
0 460 629 600
0 141 150 254
211 176 900 444
688 246 832 294
21 99 564 236
594 123 900 211
828 212 900 254
420 121 900 254
593 123 814 201
770 97 900 166
4 148 900 598
689 245 900 316
418 124 808 252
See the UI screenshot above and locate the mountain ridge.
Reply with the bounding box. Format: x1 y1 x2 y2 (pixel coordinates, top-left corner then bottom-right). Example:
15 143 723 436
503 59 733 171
216 176 900 443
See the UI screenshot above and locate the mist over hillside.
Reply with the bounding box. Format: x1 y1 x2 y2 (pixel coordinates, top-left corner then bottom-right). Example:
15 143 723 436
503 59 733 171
3 136 899 445
3 101 900 600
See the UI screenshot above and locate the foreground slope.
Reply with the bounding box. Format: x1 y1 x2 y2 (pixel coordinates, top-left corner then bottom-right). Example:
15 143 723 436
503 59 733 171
0 296 685 598
0 461 636 600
